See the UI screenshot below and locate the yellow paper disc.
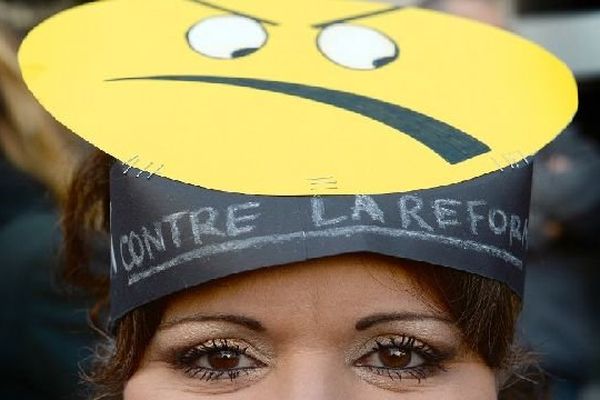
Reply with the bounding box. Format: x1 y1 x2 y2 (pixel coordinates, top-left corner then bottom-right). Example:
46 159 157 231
19 0 577 195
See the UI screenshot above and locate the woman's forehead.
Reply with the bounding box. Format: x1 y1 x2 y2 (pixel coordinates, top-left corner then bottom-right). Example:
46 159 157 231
162 254 444 322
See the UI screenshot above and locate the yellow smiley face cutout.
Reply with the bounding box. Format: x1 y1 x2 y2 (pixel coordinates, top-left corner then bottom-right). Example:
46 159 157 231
19 0 577 195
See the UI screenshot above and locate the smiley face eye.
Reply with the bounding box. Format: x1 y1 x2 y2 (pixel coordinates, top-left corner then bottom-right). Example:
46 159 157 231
187 15 268 59
317 24 398 70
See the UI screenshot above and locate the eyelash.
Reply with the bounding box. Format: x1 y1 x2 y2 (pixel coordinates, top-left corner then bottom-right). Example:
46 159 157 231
174 339 264 382
172 335 449 384
354 335 449 382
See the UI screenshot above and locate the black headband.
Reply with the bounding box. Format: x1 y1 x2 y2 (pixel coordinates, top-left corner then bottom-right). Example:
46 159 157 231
109 162 532 323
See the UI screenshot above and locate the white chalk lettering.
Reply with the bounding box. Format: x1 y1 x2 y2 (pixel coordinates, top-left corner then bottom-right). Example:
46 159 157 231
509 215 522 246
117 192 532 281
351 195 385 223
120 234 134 272
433 199 461 229
311 197 348 227
142 223 166 260
128 225 525 285
398 195 434 232
127 231 145 270
226 202 261 237
190 207 225 245
163 212 188 248
489 209 508 235
467 201 487 235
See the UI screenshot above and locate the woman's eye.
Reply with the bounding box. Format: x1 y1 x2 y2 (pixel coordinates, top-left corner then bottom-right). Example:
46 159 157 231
317 23 399 70
176 339 265 381
356 346 425 370
353 337 449 383
195 348 258 370
187 15 268 59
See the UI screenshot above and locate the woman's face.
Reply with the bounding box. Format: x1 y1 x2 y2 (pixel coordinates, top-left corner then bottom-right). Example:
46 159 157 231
125 254 497 399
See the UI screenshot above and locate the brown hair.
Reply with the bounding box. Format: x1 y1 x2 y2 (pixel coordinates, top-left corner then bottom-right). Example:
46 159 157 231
63 150 540 400
0 24 91 205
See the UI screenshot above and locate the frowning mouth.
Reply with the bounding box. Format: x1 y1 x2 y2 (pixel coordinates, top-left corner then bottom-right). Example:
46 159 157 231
107 75 490 164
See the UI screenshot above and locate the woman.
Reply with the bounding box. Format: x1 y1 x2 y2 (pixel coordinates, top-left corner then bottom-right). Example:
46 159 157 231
19 0 577 398
65 152 524 399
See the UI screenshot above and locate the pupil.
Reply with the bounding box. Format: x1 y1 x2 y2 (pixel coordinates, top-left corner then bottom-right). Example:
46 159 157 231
379 348 411 368
372 55 397 68
208 350 241 370
231 47 259 58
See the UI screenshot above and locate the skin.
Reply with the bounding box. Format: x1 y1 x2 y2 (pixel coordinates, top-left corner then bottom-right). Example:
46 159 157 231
125 254 497 399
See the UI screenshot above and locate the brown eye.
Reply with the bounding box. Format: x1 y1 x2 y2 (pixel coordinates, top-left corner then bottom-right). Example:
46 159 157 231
208 350 241 370
178 340 262 375
355 342 425 371
353 337 450 384
378 347 411 369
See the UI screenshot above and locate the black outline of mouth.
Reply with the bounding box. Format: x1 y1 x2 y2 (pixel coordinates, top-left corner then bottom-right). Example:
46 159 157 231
107 75 490 164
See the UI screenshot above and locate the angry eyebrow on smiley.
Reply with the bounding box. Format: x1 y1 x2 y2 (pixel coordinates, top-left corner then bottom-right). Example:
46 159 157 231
188 0 279 25
313 0 438 27
188 0 433 28
312 5 401 28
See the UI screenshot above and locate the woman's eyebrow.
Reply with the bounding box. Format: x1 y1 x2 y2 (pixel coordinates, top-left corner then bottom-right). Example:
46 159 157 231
188 0 279 26
159 314 266 332
355 312 452 331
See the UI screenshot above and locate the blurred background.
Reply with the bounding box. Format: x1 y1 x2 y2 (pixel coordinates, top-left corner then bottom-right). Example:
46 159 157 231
0 0 598 399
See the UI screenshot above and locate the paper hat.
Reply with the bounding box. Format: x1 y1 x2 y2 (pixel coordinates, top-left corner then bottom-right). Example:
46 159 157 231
19 0 577 322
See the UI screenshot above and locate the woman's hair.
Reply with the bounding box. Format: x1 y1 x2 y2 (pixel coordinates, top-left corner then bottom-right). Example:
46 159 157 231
63 150 541 400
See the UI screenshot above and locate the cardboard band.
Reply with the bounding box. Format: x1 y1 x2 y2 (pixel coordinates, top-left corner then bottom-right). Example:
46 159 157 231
109 163 532 323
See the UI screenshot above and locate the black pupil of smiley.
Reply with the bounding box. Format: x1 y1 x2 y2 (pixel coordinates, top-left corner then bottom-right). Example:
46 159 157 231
208 350 241 370
231 47 260 58
379 347 411 369
373 55 396 68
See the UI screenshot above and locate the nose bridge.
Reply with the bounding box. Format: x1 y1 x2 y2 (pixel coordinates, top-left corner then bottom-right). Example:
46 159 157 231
270 350 352 400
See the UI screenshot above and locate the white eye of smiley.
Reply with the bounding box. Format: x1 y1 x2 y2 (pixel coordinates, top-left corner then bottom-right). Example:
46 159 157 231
317 24 398 70
187 15 268 59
